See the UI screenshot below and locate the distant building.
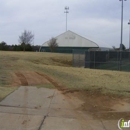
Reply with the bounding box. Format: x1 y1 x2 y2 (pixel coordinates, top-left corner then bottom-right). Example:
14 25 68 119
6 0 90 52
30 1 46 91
40 30 99 53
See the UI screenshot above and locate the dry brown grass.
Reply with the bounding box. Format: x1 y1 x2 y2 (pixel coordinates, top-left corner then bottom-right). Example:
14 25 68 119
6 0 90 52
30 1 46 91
0 51 130 97
37 64 130 96
0 87 17 101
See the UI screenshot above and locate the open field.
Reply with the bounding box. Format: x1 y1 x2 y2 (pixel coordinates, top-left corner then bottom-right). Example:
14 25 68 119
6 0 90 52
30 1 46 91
0 51 130 96
0 51 130 120
0 51 72 100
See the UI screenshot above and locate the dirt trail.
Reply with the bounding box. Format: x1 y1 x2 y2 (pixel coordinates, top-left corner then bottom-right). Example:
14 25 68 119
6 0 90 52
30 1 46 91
13 71 50 86
15 73 28 86
12 71 130 120
36 72 65 90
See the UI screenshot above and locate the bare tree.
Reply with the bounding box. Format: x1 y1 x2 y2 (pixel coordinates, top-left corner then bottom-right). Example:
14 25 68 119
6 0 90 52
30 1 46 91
19 30 34 51
48 38 58 52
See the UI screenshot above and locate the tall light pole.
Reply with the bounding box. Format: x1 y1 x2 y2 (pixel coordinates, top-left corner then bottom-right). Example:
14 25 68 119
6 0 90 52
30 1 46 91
119 0 126 71
119 0 127 51
64 6 69 32
128 20 130 52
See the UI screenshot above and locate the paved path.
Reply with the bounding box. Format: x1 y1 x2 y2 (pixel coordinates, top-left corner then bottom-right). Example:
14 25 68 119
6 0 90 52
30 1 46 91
0 86 119 130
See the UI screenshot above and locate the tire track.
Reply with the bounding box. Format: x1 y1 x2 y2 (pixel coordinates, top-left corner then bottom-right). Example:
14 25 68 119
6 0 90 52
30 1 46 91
15 72 28 86
36 72 65 90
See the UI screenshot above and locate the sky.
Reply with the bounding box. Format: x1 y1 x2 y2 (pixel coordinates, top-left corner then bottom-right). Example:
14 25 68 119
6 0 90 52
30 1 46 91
0 0 130 48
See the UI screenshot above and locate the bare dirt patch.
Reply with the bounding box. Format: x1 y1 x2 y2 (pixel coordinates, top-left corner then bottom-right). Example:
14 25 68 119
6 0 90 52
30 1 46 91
63 90 130 120
12 71 51 86
15 73 28 86
11 71 130 120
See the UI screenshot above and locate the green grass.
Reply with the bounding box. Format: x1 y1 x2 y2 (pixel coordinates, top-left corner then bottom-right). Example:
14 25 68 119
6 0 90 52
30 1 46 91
35 84 55 89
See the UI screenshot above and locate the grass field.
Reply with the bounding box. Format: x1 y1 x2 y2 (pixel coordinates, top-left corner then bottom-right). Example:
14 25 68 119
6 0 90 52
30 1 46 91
0 51 130 100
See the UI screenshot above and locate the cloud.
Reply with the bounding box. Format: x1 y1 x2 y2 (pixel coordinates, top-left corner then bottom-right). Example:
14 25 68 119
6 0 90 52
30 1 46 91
0 0 130 48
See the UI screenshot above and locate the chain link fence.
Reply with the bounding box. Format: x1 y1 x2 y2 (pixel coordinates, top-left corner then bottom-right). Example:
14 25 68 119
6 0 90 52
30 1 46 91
73 50 130 72
72 50 86 67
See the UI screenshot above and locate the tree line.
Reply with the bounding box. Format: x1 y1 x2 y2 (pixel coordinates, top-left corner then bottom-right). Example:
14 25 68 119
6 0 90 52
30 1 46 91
0 41 40 51
0 30 40 51
0 30 58 52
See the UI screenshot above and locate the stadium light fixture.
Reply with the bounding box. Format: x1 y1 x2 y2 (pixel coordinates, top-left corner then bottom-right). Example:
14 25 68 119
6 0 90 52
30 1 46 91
64 6 69 32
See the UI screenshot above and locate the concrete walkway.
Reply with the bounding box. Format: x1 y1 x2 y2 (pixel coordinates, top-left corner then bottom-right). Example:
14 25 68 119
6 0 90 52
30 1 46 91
0 86 119 130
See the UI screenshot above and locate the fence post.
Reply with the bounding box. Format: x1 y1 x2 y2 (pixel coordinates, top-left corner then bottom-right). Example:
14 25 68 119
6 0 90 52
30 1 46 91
85 50 87 68
117 51 119 70
83 50 85 68
94 51 95 69
72 50 74 67
129 52 130 72
119 51 122 71
129 51 130 61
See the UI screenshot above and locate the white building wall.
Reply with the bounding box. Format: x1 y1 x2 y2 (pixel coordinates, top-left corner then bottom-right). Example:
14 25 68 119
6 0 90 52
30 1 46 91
42 31 99 48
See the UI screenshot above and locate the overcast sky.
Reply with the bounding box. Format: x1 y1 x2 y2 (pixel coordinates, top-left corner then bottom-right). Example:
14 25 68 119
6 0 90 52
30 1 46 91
0 0 130 48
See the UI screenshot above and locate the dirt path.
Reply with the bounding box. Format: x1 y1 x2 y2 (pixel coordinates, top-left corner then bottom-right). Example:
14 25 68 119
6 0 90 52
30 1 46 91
15 72 28 86
12 71 50 86
36 72 65 90
12 71 130 120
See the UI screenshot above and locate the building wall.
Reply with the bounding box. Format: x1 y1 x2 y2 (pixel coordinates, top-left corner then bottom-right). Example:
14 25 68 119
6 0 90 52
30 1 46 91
40 30 99 53
40 46 98 53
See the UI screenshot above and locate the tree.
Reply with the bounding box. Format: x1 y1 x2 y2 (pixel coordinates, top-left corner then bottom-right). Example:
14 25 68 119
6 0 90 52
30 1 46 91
13 44 22 51
48 38 58 52
25 44 33 51
0 41 8 50
18 30 34 51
